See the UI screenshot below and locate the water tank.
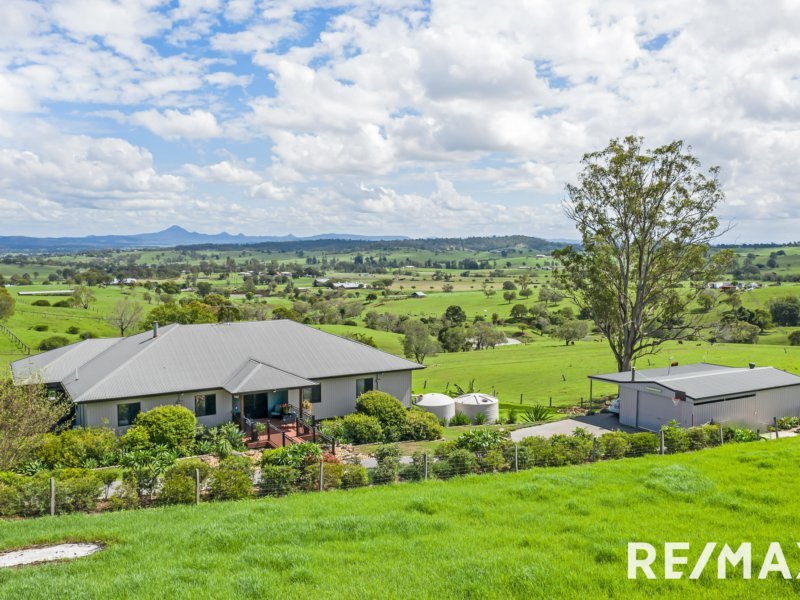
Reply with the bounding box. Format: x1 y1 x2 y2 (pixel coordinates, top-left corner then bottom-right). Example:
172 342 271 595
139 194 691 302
455 393 500 424
415 393 456 422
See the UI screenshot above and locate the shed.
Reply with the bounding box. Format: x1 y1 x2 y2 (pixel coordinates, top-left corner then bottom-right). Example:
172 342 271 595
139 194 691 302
455 393 499 424
415 393 456 422
589 363 800 432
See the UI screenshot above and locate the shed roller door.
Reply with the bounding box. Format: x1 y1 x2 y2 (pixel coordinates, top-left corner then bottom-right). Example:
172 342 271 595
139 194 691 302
636 391 682 432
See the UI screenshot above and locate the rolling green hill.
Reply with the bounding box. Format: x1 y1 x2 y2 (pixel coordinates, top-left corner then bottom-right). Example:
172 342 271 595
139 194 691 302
1 438 799 598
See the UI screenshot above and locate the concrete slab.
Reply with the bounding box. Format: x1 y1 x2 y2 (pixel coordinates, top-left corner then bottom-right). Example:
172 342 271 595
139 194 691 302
510 412 637 442
0 543 102 568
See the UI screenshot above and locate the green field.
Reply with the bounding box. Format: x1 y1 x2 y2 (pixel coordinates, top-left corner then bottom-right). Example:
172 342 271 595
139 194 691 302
1 438 799 598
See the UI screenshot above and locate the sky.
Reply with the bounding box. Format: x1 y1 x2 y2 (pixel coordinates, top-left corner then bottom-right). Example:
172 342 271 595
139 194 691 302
0 1 798 242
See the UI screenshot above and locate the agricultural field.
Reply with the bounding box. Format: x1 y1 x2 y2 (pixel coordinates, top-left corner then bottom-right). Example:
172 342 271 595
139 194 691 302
1 438 799 598
4 243 800 413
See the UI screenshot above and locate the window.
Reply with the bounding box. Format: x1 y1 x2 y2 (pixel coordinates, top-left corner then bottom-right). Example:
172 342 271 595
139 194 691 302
356 377 374 397
194 393 217 417
303 386 321 404
117 402 140 427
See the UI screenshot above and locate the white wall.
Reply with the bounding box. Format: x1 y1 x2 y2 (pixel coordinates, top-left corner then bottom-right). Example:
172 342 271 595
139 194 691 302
80 389 233 433
311 371 413 420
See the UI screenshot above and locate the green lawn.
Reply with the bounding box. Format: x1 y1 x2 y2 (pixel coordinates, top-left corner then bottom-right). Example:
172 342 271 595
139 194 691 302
2 438 800 598
412 338 800 410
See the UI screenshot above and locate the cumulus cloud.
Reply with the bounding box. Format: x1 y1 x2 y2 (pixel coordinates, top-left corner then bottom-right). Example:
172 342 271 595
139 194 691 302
1 1 799 239
128 109 223 140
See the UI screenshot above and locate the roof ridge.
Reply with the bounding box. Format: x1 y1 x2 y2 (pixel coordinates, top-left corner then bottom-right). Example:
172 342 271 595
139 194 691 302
65 323 180 401
656 366 759 383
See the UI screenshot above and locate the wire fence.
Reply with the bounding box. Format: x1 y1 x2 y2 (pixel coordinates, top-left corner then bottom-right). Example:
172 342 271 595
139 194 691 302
0 420 795 519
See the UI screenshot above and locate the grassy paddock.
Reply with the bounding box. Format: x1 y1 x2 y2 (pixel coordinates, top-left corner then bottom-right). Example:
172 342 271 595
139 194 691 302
1 439 800 598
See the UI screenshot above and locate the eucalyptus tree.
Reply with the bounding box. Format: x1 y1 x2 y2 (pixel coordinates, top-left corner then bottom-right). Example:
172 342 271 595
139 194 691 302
555 136 733 372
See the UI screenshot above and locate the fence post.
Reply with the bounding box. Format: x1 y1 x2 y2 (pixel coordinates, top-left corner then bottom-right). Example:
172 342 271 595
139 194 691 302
774 417 779 439
423 453 428 480
519 393 523 404
549 396 552 407
50 477 55 516
195 468 201 505
514 443 519 472
318 460 324 492
659 430 665 455
719 424 724 446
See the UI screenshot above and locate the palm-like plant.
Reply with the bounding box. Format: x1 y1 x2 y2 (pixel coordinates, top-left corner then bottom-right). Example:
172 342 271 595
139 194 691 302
518 405 555 423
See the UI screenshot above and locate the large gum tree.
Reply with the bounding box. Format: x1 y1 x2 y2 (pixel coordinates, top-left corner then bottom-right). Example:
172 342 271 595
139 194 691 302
554 136 733 372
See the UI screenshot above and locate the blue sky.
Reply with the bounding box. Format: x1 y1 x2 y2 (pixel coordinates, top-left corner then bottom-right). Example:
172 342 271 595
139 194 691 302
0 0 798 241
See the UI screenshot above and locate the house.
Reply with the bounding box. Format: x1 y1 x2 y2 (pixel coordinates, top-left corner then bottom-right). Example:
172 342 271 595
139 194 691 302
410 291 426 298
332 282 361 290
11 320 424 432
590 363 800 432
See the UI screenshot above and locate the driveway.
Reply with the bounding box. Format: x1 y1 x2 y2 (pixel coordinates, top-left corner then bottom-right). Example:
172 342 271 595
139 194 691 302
510 412 637 442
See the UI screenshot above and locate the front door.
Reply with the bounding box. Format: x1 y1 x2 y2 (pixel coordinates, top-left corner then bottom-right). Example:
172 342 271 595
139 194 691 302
243 392 269 419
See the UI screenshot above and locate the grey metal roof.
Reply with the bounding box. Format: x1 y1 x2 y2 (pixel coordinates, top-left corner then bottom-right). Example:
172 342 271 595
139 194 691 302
10 338 121 385
651 367 800 400
591 363 800 400
223 359 318 394
26 320 422 403
589 363 735 384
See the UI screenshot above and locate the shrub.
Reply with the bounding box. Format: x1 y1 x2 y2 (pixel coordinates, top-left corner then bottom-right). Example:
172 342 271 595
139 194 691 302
726 427 760 443
97 467 121 499
341 413 383 444
32 324 49 331
37 427 117 469
687 425 720 450
108 473 140 511
374 443 402 465
305 461 344 491
473 412 488 425
507 409 518 424
66 325 80 334
478 449 508 472
31 299 50 306
119 447 178 501
317 418 347 442
132 405 197 454
371 462 399 485
776 416 800 431
662 422 690 454
435 449 479 479
598 431 630 460
261 443 321 468
543 434 593 466
52 300 71 308
341 464 369 488
356 391 408 441
119 426 152 451
789 330 800 346
158 459 212 505
210 456 254 500
260 465 299 497
38 336 70 351
448 411 471 426
433 440 457 459
455 429 507 453
0 482 20 517
626 432 660 457
80 331 97 339
54 468 102 513
405 410 443 441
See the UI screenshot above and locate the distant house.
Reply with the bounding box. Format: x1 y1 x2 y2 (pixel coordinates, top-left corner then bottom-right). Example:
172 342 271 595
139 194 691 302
122 278 137 285
410 291 426 298
332 282 361 290
590 363 800 432
313 278 330 287
12 321 423 432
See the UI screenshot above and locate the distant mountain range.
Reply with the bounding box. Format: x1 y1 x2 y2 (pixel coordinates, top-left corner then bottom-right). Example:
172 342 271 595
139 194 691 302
0 226 410 251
